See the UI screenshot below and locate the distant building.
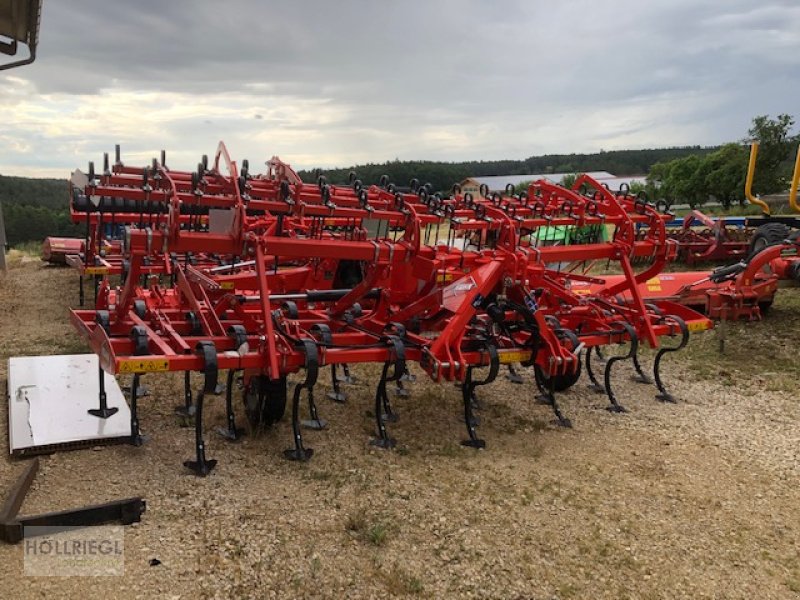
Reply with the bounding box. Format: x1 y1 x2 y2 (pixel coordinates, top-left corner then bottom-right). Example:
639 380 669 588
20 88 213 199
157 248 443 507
461 172 648 195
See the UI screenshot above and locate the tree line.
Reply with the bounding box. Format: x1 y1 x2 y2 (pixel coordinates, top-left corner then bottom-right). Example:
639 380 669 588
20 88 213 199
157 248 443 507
645 114 799 208
297 146 718 193
0 176 82 246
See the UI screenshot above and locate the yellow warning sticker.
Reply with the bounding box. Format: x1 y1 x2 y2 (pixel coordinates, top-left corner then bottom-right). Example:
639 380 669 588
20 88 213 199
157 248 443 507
84 266 110 276
687 321 710 332
220 281 235 290
498 350 533 364
119 358 170 373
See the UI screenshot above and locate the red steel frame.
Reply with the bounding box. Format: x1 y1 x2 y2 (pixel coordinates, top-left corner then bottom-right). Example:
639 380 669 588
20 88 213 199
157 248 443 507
66 142 715 474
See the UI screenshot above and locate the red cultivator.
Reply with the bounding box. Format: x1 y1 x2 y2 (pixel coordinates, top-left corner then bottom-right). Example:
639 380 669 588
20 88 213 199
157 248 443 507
68 142 712 475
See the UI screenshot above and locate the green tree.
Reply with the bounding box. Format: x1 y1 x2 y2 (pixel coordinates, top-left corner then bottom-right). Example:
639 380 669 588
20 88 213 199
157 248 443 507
748 113 797 194
559 173 578 188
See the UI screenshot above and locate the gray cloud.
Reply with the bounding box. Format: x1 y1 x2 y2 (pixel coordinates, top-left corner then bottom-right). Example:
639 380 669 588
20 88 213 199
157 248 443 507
2 0 799 176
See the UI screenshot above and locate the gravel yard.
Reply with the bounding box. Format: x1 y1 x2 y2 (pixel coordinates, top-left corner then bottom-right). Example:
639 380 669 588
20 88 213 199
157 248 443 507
1 257 799 599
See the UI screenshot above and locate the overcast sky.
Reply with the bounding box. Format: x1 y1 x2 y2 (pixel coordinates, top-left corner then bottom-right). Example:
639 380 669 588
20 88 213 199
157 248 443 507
2 0 799 178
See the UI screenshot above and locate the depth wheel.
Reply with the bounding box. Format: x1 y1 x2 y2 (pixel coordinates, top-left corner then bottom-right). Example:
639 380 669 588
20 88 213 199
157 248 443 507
243 375 287 430
536 361 582 392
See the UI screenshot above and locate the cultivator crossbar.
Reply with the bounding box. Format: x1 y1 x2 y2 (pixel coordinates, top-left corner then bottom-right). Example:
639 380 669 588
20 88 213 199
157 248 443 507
68 142 712 475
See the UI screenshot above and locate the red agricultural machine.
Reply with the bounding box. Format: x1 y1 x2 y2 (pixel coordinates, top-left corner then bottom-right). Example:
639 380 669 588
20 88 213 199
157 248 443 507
67 142 715 475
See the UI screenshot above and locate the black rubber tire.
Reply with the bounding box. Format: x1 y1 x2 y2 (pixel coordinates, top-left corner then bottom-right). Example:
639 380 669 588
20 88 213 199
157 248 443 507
537 360 582 392
244 375 287 428
333 259 364 288
748 223 791 259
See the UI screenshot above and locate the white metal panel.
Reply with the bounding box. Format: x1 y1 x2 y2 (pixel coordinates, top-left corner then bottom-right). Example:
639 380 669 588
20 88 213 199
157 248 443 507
8 354 131 455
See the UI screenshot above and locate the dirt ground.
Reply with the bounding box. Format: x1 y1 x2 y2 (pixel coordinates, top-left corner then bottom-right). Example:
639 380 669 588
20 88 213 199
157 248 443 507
1 256 799 599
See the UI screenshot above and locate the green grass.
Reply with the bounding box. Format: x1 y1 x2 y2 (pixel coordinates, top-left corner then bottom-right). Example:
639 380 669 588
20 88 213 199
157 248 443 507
678 288 800 389
11 239 44 255
671 203 764 218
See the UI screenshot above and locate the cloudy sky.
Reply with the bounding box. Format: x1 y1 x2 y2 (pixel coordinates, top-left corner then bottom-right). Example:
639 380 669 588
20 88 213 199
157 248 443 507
2 0 799 178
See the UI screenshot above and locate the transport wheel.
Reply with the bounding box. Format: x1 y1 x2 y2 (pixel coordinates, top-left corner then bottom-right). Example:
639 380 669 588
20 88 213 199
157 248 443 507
748 223 791 258
243 375 287 429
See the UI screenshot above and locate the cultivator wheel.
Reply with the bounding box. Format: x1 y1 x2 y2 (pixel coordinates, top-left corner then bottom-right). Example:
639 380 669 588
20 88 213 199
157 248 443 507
243 375 287 431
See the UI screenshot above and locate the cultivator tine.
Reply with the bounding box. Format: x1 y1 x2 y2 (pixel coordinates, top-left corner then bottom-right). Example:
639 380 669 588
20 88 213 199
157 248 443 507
505 364 525 384
602 323 638 414
216 369 244 441
370 336 405 449
327 364 347 403
393 378 410 399
128 373 146 446
399 368 415 383
654 316 690 403
339 363 358 384
371 362 397 448
631 351 653 384
534 366 572 428
300 384 328 431
584 347 605 393
183 342 219 476
461 343 499 448
176 371 196 418
394 365 417 398
461 369 484 448
285 339 321 461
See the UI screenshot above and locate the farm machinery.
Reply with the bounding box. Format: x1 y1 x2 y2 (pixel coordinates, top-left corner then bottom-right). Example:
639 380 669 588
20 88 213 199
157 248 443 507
66 142 714 475
649 142 800 266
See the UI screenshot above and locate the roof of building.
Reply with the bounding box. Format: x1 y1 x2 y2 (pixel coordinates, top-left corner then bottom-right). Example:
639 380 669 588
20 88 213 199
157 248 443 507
463 172 647 191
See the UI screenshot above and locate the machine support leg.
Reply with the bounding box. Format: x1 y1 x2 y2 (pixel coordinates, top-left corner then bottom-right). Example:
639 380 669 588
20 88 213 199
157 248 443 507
88 364 119 419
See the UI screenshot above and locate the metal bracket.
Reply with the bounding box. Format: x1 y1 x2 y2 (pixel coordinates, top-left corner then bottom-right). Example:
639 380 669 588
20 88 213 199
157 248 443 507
1 458 145 544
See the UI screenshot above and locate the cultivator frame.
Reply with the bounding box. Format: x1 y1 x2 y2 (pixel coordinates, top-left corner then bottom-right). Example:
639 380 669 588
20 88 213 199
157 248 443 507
67 142 712 475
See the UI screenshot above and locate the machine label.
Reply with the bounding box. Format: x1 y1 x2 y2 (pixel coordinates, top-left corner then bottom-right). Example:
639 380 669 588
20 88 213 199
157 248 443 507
119 358 170 373
84 266 110 276
498 350 532 364
687 321 710 332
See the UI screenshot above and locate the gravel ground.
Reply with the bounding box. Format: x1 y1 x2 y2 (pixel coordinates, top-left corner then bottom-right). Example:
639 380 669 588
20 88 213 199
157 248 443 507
1 258 799 599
